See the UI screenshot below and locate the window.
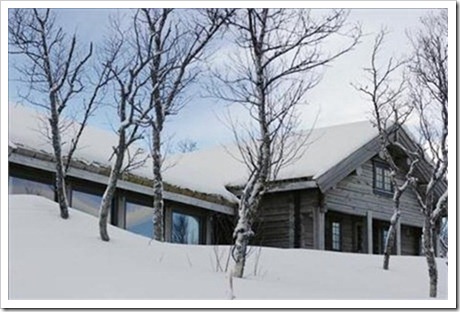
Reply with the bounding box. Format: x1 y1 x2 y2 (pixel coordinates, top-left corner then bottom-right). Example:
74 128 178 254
71 190 103 218
172 211 201 245
374 162 393 195
382 228 389 248
125 202 154 238
332 221 341 251
9 176 54 201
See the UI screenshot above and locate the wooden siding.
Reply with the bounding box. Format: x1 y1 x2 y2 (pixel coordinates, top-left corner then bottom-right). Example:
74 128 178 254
324 157 424 228
401 224 422 255
254 192 295 248
254 189 317 249
298 189 317 249
325 211 365 253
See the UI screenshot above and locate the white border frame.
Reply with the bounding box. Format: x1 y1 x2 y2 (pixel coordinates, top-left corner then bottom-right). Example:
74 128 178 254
1 1 456 309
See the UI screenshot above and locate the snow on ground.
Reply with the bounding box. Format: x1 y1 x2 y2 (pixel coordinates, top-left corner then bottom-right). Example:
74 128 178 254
8 195 448 305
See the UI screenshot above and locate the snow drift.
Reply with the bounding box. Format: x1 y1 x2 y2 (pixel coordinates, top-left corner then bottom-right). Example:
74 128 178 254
7 195 448 305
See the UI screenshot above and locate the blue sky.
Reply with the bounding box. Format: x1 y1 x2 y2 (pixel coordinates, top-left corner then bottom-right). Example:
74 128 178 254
8 6 443 150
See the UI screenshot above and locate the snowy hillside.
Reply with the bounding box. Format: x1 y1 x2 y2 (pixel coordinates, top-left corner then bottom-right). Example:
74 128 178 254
6 195 450 307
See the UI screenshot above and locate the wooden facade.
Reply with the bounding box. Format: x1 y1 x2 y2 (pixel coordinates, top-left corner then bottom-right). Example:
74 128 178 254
253 155 432 256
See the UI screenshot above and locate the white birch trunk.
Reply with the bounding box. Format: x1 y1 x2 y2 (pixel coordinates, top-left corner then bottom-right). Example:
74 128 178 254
152 126 164 241
49 98 69 219
424 216 438 297
383 185 402 270
99 128 126 241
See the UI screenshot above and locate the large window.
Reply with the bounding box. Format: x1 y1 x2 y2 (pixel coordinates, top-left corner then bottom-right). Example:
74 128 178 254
332 221 341 251
125 202 153 238
374 162 393 195
9 176 54 201
71 190 103 218
172 211 201 245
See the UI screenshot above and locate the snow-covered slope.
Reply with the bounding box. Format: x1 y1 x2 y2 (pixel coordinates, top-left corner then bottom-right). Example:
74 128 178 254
9 104 380 202
7 195 448 305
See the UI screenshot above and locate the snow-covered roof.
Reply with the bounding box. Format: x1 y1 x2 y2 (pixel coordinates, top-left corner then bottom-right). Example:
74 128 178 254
9 104 380 202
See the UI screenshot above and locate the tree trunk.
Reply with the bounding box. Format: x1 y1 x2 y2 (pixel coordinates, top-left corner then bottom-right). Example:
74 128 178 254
382 213 399 270
233 227 249 278
383 191 401 270
49 107 69 219
152 126 164 241
424 217 438 298
99 131 126 242
232 174 265 278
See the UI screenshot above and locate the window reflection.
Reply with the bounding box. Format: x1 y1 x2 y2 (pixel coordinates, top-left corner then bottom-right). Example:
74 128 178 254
332 221 341 251
125 202 153 238
71 190 102 218
172 212 200 245
9 176 54 201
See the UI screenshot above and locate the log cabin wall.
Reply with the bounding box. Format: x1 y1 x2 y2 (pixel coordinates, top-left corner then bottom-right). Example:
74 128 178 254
323 157 424 228
253 191 295 248
324 211 365 253
254 189 318 249
298 189 318 249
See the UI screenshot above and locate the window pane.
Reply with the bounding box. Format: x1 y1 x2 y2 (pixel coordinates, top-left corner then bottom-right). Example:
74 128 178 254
383 228 389 247
172 212 200 245
125 202 153 238
71 190 102 218
383 169 392 191
9 176 54 201
375 167 383 189
332 221 341 250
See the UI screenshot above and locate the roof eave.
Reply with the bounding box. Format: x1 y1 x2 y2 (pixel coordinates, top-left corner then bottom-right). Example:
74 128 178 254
9 149 236 215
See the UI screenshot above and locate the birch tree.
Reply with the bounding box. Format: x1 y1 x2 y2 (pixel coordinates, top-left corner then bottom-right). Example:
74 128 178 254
408 10 448 298
98 11 154 241
215 9 361 278
9 9 108 219
139 8 234 241
353 30 419 270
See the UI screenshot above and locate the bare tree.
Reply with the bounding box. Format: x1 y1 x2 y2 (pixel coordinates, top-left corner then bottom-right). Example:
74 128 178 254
139 8 234 241
9 9 108 219
214 9 361 278
176 138 198 153
98 11 154 241
352 30 419 270
407 10 448 298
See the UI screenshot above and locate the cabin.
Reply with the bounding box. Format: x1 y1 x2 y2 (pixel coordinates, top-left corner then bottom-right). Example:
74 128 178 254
8 105 236 246
8 105 445 255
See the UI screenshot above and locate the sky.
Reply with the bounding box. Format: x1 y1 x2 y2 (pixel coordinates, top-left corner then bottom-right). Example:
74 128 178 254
6 4 448 151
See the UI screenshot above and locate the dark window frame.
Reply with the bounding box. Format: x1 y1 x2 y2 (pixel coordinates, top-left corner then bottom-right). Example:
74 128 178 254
171 207 205 245
69 182 109 220
353 222 364 253
9 164 55 200
123 191 152 229
373 161 394 197
123 199 153 238
9 175 55 200
331 220 342 251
